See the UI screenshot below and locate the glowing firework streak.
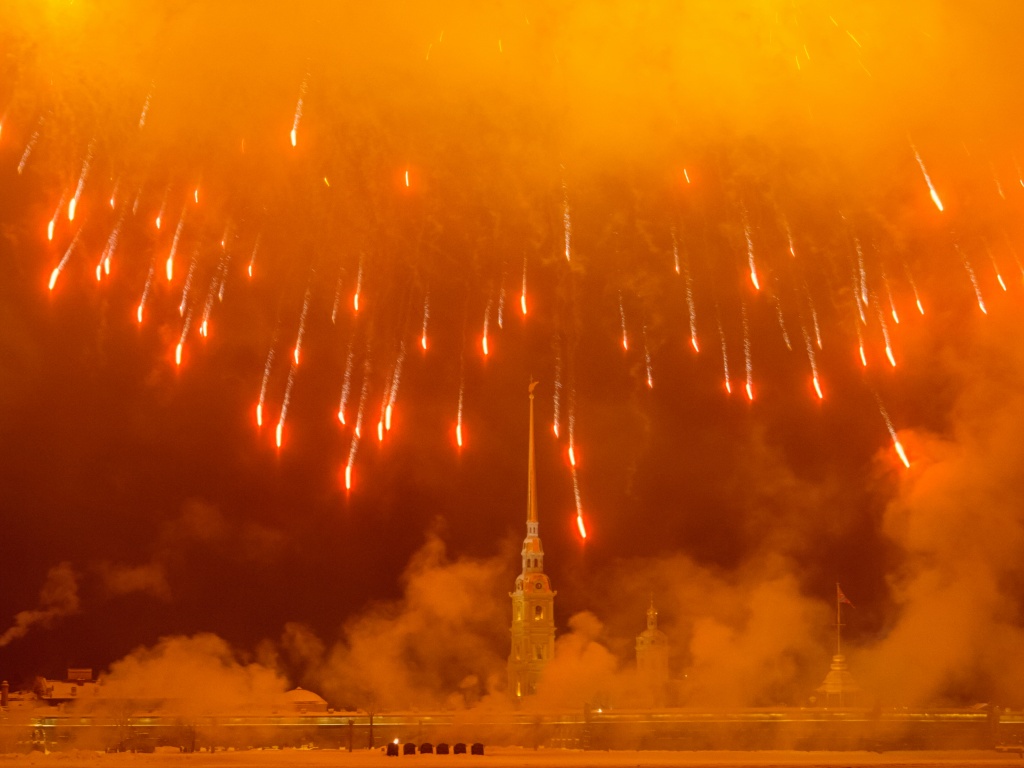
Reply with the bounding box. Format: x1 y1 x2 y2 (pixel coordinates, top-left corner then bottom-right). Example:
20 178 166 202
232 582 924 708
571 467 587 540
521 256 528 315
671 226 680 275
166 209 186 281
874 393 911 468
137 264 154 323
683 249 698 352
353 257 363 311
331 278 342 324
619 293 628 351
291 75 308 147
643 326 653 388
200 278 217 338
482 298 492 356
17 120 41 174
139 85 153 128
109 178 120 209
742 304 753 400
68 149 92 222
178 255 198 317
155 186 170 229
910 140 944 211
255 347 276 427
421 292 430 350
47 191 68 241
96 216 124 281
456 377 465 448
337 339 356 425
882 274 899 324
801 323 822 399
175 307 194 367
985 245 1008 291
385 343 407 432
293 287 311 365
957 245 987 314
276 362 298 448
874 301 896 367
553 338 563 437
773 296 792 351
855 321 867 367
855 239 868 307
48 229 82 291
562 179 571 262
247 235 261 278
744 218 759 290
717 312 731 394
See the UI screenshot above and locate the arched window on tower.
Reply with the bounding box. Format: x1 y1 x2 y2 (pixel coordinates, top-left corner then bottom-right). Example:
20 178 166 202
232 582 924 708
534 605 543 620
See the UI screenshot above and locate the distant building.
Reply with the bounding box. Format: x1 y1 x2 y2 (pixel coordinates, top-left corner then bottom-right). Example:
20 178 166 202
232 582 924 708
508 381 556 699
276 686 328 713
635 600 670 706
34 669 101 706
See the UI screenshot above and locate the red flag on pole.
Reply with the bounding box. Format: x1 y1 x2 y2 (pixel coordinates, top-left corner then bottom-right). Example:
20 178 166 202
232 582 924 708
837 583 854 607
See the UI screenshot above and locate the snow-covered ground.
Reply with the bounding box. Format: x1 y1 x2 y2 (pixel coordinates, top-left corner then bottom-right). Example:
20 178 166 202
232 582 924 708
2 748 1023 768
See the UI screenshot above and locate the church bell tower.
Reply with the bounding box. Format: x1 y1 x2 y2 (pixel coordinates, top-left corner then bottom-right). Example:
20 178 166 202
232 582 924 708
508 380 556 699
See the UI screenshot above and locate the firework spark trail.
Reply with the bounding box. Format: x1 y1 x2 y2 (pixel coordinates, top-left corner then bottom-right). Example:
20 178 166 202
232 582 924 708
67 148 93 222
874 299 897 367
855 238 869 307
773 294 792 351
384 342 407 432
178 254 198 317
293 287 311 365
136 263 155 323
331 277 342 324
275 361 298 448
420 292 430 350
247 234 261 278
353 257 363 311
855 320 867 367
47 190 68 241
290 74 308 147
851 268 867 325
344 359 373 491
562 179 571 262
784 218 796 257
571 467 587 539
957 244 988 314
17 120 41 174
482 297 492 356
552 336 563 437
455 358 465 448
683 248 698 352
95 214 125 280
873 390 911 468
155 186 170 229
985 244 1008 291
520 255 528 315
618 292 628 351
216 252 230 301
48 229 82 291
883 272 900 323
671 226 680 275
643 325 653 388
905 265 925 314
166 209 186 281
200 276 218 337
742 302 753 400
139 85 153 128
801 321 823 399
744 215 760 290
910 140 944 211
717 310 731 394
567 401 577 467
497 276 506 330
337 341 356 425
802 285 823 348
108 177 120 209
175 305 195 367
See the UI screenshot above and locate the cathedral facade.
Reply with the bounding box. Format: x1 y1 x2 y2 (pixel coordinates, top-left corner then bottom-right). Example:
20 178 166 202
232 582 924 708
508 381 556 699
